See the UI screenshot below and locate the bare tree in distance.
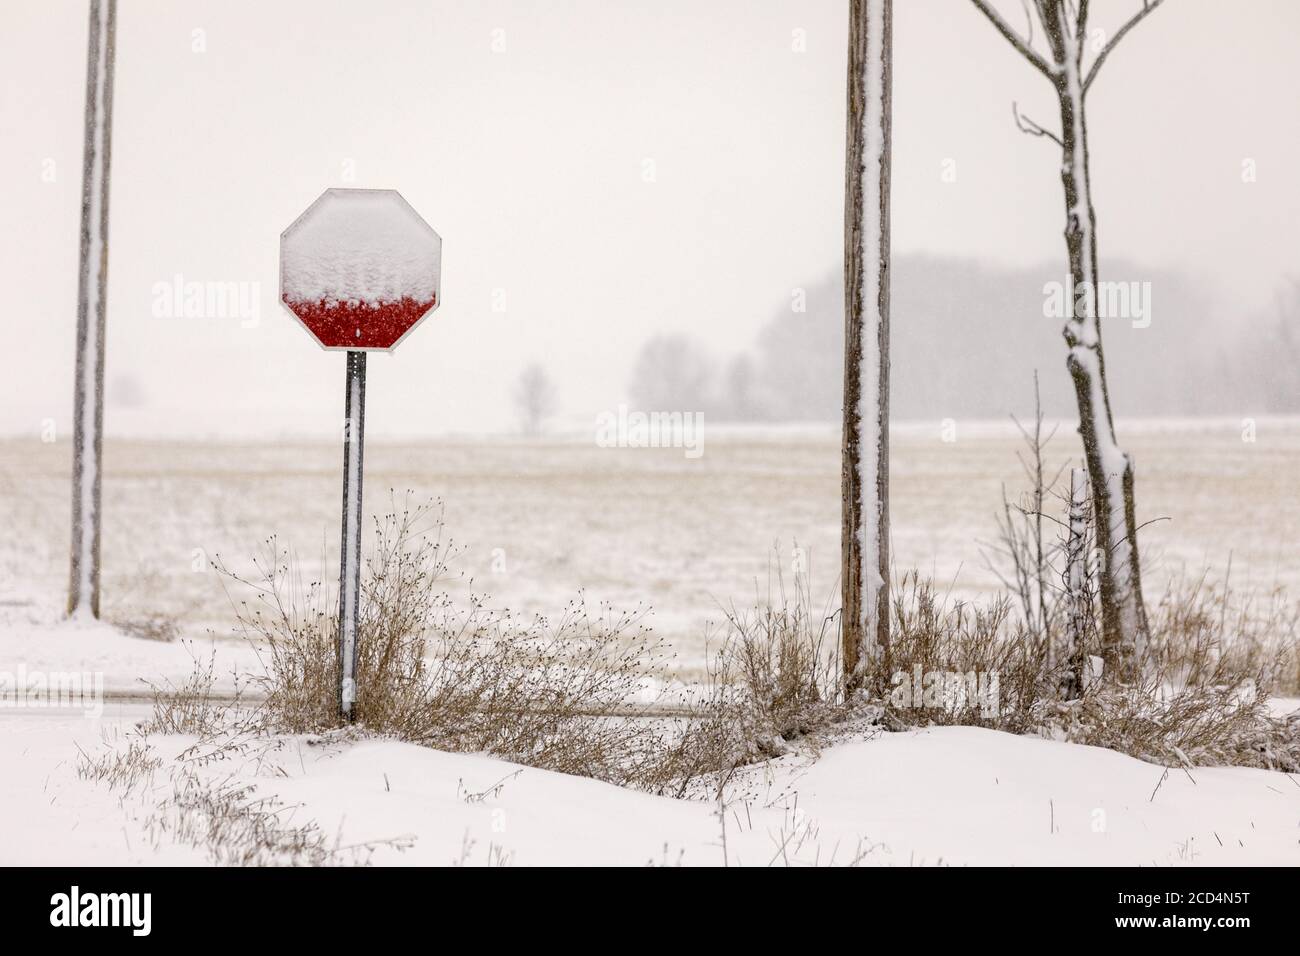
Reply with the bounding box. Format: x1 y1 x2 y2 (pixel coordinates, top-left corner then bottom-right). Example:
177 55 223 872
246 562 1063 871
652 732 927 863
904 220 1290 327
627 334 715 414
969 0 1167 673
1250 279 1300 413
513 363 558 437
721 353 766 422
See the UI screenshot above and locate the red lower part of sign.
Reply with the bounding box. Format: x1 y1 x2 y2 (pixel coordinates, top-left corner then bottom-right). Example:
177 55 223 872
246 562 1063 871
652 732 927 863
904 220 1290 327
283 295 437 349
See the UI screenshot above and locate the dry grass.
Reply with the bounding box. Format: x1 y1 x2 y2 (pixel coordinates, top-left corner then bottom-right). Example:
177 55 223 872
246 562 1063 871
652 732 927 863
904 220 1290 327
864 573 1049 733
202 513 866 797
861 571 1299 771
1063 575 1300 771
1147 573 1298 696
138 646 254 738
76 720 409 865
76 736 162 791
646 561 859 798
1055 678 1297 771
215 499 683 787
703 564 844 744
143 763 401 866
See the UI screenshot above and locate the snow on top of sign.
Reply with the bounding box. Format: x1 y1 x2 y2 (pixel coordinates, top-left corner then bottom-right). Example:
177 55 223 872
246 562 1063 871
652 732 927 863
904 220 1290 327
281 190 440 307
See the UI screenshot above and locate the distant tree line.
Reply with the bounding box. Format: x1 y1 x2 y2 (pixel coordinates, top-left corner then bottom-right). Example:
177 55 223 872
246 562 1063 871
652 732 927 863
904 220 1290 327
626 255 1300 422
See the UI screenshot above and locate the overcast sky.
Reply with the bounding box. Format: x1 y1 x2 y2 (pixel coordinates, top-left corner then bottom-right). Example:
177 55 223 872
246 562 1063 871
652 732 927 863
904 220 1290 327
2 0 1297 437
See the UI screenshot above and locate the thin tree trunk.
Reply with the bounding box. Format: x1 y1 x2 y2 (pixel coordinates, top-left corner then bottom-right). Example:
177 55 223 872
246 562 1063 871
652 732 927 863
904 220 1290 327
1063 466 1089 698
68 0 116 619
1048 6 1150 674
842 0 891 690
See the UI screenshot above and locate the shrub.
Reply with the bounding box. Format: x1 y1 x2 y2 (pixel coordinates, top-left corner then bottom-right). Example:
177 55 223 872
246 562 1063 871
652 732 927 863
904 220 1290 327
646 559 858 799
216 500 678 787
864 571 1298 771
864 573 1050 733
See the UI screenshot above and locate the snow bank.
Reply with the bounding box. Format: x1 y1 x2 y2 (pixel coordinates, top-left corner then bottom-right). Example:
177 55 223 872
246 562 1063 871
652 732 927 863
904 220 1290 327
6 716 1295 866
0 615 260 696
789 727 1297 866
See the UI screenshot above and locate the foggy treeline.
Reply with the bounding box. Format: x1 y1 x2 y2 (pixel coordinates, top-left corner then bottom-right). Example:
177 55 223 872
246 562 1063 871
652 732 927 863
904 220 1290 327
628 255 1300 423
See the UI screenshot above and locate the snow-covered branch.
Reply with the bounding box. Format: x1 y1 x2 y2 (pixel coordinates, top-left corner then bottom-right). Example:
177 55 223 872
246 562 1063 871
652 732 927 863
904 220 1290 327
969 0 1059 80
1083 0 1166 93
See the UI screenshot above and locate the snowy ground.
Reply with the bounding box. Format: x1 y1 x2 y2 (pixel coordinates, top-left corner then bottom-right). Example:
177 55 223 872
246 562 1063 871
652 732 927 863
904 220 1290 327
2 420 1297 676
6 705 1297 867
1 619 1296 867
0 614 260 697
3 421 1297 866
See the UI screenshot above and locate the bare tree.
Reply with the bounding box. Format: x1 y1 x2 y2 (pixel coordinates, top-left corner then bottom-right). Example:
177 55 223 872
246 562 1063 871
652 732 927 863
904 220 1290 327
513 363 557 437
721 353 764 421
969 0 1165 673
1249 279 1300 413
842 0 892 690
627 335 714 414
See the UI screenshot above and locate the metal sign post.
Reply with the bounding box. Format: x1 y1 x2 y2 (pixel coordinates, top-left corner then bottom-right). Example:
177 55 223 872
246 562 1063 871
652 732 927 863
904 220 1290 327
338 351 366 719
279 189 442 721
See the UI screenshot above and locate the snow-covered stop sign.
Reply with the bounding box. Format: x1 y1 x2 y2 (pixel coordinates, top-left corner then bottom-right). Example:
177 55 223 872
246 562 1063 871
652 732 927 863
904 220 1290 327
277 187 443 722
280 188 441 350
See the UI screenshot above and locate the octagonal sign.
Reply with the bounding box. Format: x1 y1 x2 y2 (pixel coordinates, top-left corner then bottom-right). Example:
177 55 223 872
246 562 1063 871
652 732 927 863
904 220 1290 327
280 188 441 351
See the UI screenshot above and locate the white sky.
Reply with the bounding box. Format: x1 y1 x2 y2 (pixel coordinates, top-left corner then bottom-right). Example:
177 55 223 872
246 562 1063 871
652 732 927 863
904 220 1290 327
2 0 1297 437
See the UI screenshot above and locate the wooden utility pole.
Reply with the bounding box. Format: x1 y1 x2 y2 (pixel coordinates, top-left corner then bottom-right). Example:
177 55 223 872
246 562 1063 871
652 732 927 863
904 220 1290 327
68 0 117 618
842 0 891 689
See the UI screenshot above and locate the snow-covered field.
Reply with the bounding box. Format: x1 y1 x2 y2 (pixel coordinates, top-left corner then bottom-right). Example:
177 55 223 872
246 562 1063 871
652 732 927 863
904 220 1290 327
2 420 1297 674
2 421 1297 866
